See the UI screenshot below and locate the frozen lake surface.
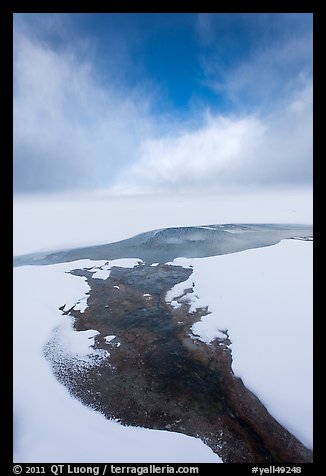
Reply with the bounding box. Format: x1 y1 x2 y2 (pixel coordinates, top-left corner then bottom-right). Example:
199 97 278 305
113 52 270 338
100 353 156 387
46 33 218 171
13 223 312 267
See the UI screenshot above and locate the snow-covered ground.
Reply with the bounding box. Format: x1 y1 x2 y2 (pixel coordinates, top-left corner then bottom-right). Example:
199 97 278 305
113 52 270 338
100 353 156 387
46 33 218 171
13 259 221 463
13 190 312 461
167 239 313 449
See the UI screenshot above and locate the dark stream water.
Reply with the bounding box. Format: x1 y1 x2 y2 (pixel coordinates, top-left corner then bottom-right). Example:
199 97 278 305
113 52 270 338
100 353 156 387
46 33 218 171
44 260 313 463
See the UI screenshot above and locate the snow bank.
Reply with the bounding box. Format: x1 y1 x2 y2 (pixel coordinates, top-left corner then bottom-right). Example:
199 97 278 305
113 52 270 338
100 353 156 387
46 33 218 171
106 258 143 268
13 260 221 463
170 240 313 448
92 265 112 280
104 335 116 343
73 296 88 313
91 259 142 280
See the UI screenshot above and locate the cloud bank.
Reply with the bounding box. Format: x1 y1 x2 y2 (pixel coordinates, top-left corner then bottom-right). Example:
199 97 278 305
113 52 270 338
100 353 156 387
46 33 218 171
13 23 153 192
119 84 312 193
13 15 312 194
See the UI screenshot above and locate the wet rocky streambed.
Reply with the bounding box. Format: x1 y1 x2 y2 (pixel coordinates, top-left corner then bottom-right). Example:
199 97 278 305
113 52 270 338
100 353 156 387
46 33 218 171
44 262 313 463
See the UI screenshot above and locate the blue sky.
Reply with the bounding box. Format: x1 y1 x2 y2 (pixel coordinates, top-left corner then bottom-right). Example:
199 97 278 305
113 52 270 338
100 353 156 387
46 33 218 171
13 13 313 194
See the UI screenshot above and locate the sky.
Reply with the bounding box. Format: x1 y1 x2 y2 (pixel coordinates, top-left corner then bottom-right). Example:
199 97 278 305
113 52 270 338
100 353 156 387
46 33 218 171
13 13 313 195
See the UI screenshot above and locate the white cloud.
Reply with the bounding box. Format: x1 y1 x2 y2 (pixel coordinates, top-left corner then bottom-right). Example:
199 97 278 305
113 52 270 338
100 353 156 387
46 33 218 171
203 34 312 111
13 25 153 192
117 82 312 193
125 115 264 188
